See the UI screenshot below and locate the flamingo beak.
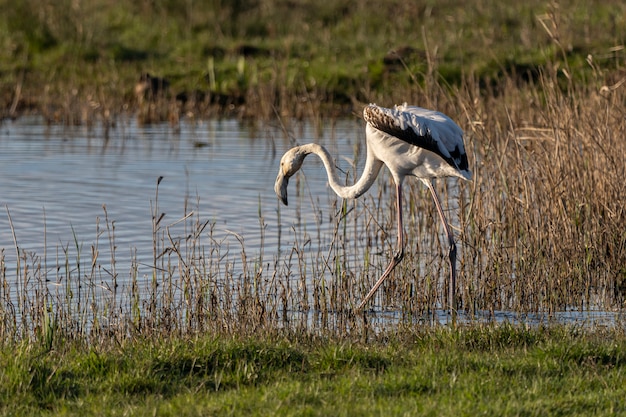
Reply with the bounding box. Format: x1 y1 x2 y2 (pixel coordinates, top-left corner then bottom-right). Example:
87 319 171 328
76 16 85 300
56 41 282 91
274 171 289 206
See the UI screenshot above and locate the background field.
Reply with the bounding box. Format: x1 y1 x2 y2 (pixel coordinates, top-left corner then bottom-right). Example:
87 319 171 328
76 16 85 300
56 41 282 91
1 0 625 121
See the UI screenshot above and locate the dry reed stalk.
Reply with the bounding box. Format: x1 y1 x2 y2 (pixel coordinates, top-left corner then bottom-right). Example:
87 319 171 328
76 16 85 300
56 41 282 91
2 67 626 346
454 70 626 315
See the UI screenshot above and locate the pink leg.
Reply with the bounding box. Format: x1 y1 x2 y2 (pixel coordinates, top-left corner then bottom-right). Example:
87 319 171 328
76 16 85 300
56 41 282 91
427 181 457 319
357 183 404 310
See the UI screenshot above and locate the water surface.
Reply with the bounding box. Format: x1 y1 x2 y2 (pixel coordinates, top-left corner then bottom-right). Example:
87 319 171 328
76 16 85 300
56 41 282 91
1 117 621 329
0 116 366 295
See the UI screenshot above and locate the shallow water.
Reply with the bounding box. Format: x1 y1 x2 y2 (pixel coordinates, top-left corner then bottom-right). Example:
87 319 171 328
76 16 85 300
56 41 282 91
1 118 273 254
0 117 360 260
0 117 376 321
0 117 622 329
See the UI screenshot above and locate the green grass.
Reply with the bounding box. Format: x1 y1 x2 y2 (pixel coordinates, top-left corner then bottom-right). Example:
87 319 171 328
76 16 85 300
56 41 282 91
1 0 626 120
1 325 625 416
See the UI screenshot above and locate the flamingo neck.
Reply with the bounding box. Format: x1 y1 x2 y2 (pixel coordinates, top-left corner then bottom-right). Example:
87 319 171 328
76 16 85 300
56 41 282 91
300 143 383 200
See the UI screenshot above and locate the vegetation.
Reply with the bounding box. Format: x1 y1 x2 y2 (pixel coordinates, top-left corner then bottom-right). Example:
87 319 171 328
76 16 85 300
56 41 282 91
0 0 625 122
2 325 626 416
1 1 626 414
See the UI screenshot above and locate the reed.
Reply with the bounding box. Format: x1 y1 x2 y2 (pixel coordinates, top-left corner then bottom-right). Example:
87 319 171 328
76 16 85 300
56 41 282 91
1 2 626 347
2 65 625 347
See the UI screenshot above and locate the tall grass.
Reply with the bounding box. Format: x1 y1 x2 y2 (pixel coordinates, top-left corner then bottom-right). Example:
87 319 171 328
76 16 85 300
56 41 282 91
460 75 626 315
1 1 626 346
1 61 625 347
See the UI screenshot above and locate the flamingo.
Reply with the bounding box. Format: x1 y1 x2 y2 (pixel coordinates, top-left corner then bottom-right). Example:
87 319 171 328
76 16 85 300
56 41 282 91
274 103 471 312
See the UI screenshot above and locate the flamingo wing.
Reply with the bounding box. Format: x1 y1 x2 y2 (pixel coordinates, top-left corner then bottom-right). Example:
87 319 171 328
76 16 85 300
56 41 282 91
364 104 470 174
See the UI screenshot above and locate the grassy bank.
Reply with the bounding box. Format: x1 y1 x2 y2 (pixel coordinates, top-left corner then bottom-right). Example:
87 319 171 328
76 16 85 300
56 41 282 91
1 0 625 122
1 325 625 416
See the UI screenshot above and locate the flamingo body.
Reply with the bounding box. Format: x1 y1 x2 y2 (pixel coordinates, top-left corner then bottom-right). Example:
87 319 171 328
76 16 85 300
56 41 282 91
274 103 471 311
363 104 470 183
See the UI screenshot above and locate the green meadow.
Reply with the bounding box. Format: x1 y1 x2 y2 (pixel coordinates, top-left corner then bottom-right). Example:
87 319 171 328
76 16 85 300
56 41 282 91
1 0 625 121
2 326 626 416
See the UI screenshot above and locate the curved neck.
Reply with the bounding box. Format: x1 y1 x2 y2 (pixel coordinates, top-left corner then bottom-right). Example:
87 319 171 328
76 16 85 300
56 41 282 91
300 143 383 200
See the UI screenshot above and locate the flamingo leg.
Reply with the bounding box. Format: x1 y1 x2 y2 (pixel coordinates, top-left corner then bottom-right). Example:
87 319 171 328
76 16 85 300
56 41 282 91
427 181 457 319
356 183 404 310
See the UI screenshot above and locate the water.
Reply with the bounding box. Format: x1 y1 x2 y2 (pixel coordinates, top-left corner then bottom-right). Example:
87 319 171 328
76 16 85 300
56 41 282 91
0 116 371 313
0 118 349 253
0 117 289 257
1 117 622 330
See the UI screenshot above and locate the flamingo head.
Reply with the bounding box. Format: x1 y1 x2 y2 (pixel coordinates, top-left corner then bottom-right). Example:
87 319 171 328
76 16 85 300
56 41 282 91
274 147 307 206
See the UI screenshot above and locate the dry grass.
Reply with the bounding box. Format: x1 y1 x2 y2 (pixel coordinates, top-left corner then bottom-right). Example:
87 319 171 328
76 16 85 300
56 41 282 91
459 74 626 315
2 0 626 341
